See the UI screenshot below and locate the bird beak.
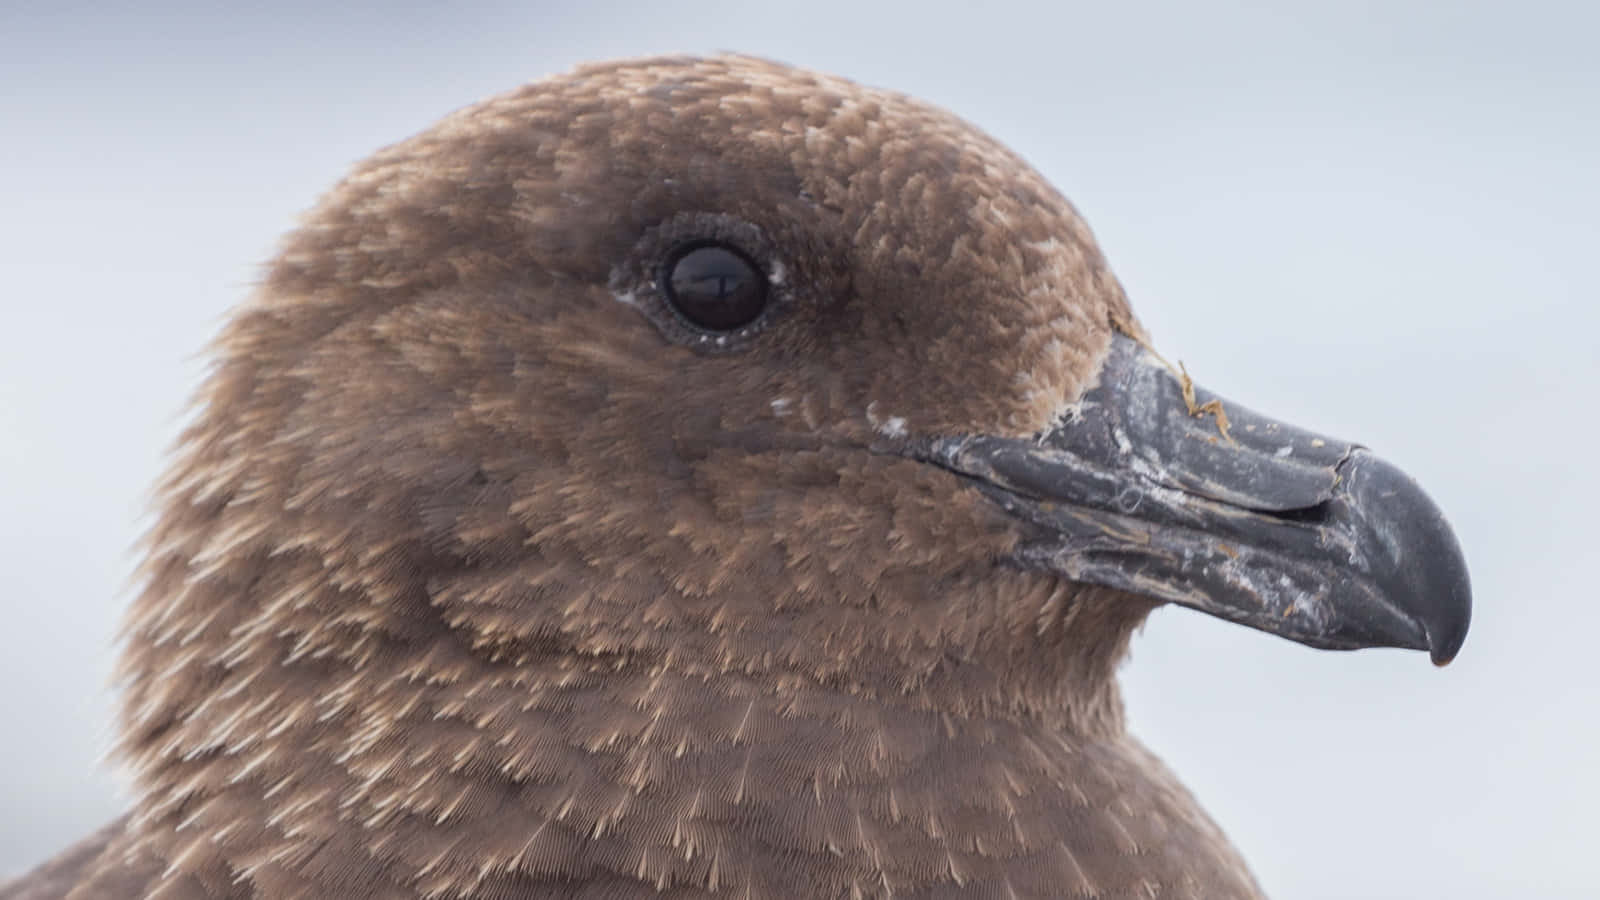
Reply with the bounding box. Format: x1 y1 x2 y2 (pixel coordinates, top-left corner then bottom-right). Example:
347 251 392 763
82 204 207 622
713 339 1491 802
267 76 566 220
923 334 1471 665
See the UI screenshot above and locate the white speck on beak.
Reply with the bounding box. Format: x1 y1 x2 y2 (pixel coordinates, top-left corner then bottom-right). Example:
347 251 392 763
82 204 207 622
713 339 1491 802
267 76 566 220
866 401 908 438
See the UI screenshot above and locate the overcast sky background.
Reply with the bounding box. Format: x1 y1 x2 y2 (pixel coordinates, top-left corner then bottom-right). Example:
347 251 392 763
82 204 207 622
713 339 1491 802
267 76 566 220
1 3 1594 897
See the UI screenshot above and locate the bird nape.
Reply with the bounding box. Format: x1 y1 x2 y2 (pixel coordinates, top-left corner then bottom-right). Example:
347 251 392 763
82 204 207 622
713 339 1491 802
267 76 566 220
3 55 1469 900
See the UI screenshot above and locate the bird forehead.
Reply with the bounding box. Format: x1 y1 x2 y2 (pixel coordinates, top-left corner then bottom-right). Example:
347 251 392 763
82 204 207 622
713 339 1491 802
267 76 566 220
432 54 1100 263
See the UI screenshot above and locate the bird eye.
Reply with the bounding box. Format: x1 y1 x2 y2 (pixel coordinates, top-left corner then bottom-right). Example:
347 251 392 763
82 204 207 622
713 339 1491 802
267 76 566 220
662 242 769 331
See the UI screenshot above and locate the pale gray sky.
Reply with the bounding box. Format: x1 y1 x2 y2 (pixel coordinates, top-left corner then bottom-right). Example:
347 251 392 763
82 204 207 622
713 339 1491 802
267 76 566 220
2 3 1594 897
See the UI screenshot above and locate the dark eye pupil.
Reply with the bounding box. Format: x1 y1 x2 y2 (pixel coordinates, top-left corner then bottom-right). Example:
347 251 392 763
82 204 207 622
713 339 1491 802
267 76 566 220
664 244 768 331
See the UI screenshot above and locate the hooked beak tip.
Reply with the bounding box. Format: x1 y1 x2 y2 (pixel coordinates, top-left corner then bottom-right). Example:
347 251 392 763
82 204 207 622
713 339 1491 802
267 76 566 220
1336 449 1472 667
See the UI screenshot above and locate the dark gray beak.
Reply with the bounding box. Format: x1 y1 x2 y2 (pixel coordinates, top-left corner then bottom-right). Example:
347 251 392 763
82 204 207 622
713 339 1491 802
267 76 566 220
927 334 1471 665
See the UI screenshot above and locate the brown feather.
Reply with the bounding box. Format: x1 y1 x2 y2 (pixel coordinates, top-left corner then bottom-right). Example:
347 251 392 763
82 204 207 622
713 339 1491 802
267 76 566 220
6 55 1260 898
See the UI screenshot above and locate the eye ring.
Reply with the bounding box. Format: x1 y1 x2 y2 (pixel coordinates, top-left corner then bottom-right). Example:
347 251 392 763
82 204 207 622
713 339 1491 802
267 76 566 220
660 241 769 332
611 211 791 353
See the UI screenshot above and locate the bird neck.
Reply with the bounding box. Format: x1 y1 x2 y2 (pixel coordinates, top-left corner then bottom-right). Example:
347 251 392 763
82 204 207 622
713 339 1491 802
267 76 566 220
122 650 1159 897
113 486 1162 894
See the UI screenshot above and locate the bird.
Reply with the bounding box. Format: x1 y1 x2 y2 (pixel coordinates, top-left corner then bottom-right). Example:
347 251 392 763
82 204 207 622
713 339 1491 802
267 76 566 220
2 54 1470 899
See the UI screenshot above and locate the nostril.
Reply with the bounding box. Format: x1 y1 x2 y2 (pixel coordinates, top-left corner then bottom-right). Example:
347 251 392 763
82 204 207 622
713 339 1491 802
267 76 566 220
1269 501 1333 526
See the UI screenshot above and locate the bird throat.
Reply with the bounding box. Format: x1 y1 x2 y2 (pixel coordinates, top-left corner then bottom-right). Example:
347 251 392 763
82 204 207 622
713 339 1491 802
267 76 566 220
113 539 1185 896
119 639 1255 898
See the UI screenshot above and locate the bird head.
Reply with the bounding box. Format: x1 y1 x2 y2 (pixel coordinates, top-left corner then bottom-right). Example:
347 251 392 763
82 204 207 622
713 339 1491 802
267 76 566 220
114 56 1468 890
